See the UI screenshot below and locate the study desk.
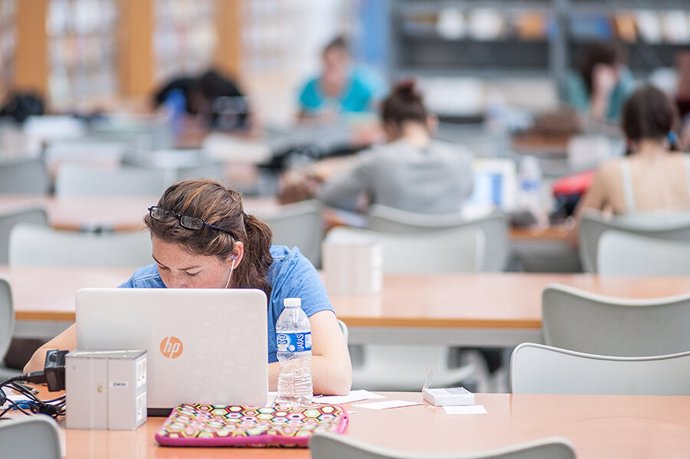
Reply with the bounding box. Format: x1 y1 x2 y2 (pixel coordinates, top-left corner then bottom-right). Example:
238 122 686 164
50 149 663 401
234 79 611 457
0 195 281 232
57 392 690 458
7 268 690 346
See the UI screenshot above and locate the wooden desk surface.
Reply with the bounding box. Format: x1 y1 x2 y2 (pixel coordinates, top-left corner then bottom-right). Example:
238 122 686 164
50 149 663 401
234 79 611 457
0 195 281 232
59 392 690 458
7 269 690 329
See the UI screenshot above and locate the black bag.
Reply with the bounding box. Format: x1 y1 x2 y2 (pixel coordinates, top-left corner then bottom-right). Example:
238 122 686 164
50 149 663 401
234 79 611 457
0 91 45 124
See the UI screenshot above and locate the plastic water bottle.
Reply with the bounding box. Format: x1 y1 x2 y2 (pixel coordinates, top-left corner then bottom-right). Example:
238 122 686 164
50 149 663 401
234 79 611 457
275 298 313 407
518 156 547 226
164 88 186 139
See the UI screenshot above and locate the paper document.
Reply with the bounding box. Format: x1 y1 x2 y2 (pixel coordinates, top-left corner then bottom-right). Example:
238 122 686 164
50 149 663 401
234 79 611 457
354 400 422 410
443 405 488 415
316 390 385 405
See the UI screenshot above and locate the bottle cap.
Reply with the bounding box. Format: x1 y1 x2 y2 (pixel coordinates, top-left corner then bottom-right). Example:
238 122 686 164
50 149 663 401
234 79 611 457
283 298 302 307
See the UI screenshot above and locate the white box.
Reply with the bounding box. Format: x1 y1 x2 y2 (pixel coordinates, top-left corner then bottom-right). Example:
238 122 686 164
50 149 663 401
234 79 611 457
422 386 475 407
66 350 147 430
322 234 382 295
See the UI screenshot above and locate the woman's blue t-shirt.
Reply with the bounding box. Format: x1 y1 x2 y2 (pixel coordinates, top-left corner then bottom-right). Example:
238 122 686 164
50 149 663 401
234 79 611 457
118 245 334 363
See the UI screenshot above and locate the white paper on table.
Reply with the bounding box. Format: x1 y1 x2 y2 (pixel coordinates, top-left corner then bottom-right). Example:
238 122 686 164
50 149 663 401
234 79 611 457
316 390 386 405
354 400 422 410
443 405 488 415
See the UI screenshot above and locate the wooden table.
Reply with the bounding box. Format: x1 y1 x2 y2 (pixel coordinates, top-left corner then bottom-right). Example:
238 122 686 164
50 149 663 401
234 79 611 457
332 273 690 347
58 392 690 458
7 268 690 346
0 195 281 232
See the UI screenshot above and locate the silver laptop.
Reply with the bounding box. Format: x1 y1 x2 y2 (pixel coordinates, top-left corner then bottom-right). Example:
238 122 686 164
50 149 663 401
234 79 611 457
76 288 268 414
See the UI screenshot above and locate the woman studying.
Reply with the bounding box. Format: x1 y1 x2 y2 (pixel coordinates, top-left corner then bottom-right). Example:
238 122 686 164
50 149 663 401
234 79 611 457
24 179 352 396
574 85 688 218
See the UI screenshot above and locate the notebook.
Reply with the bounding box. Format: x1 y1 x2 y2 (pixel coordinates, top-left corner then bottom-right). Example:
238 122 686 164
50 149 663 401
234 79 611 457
76 288 268 415
155 403 349 447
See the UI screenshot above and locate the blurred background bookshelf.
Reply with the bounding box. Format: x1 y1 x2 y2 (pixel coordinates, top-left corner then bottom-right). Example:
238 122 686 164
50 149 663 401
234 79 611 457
3 0 690 123
0 0 17 101
390 0 690 103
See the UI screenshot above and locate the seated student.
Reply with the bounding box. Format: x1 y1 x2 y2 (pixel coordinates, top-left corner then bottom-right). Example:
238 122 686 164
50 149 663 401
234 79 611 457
316 80 474 215
565 41 635 123
297 36 383 120
571 85 687 239
25 179 352 395
152 68 252 132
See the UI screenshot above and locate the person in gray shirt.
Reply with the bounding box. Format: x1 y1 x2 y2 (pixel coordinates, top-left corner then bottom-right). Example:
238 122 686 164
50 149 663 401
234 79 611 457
318 80 474 215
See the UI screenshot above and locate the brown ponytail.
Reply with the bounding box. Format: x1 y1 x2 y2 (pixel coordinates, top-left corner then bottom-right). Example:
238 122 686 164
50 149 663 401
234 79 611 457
236 213 273 296
145 179 274 297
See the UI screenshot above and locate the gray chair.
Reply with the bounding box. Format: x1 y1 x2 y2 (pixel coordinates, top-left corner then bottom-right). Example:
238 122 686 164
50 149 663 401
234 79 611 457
326 225 484 274
579 211 690 273
325 225 485 390
0 206 49 264
368 205 509 272
0 158 50 194
9 223 152 267
256 200 325 268
337 319 349 344
174 162 226 183
310 432 576 459
542 283 690 357
0 277 19 380
55 164 169 197
511 342 690 395
0 415 61 459
598 231 690 276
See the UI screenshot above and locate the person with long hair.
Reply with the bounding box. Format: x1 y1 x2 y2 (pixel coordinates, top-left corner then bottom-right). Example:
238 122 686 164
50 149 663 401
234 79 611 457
573 85 688 222
25 179 352 395
566 41 636 123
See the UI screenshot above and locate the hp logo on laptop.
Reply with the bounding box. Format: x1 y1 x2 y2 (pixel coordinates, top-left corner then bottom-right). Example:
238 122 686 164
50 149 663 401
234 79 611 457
160 336 184 359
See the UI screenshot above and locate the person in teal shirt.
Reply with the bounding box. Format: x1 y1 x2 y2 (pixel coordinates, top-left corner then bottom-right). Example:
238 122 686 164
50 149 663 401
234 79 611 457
565 41 636 123
298 36 384 119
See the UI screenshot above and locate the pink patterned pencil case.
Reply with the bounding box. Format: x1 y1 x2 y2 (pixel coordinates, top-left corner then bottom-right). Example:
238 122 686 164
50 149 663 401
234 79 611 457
155 402 349 447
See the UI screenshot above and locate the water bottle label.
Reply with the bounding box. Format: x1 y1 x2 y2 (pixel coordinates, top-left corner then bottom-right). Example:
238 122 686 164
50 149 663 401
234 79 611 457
277 332 312 353
520 179 540 192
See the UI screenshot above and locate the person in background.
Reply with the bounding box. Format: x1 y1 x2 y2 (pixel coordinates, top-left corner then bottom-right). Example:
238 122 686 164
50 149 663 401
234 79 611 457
297 36 384 120
316 80 474 215
0 90 45 124
152 68 252 132
566 41 636 123
571 85 687 241
24 179 352 395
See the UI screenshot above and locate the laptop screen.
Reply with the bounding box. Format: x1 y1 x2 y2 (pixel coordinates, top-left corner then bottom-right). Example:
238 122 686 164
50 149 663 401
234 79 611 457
464 158 518 214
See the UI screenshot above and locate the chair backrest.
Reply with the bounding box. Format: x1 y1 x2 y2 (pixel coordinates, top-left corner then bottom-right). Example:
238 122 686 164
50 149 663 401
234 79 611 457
0 277 13 367
310 432 576 459
326 225 484 274
256 200 324 267
368 205 508 272
54 164 169 197
0 206 49 264
0 416 61 459
598 231 690 276
337 319 349 344
173 162 226 183
0 158 50 194
542 283 690 357
9 224 152 267
579 211 690 273
511 342 690 395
